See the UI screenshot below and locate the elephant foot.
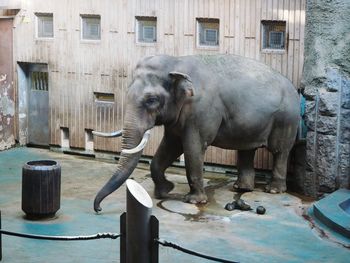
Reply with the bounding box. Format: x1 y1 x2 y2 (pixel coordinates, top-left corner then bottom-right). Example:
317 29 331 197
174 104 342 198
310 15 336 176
184 192 208 204
265 180 286 194
154 180 174 199
233 177 254 192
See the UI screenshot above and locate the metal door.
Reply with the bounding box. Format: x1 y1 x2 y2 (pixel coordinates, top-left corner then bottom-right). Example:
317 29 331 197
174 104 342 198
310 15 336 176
28 65 49 146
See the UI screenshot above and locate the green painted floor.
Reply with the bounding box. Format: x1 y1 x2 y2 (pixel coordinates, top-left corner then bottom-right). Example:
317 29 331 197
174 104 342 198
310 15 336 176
0 147 349 262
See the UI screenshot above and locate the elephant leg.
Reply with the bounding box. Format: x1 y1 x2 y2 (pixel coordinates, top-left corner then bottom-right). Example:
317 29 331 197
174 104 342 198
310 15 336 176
234 150 256 191
151 133 183 199
182 132 208 204
266 151 289 193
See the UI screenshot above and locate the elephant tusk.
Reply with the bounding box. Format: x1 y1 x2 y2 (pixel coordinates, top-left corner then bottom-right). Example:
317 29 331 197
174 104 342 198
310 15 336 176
92 130 123 138
121 130 151 155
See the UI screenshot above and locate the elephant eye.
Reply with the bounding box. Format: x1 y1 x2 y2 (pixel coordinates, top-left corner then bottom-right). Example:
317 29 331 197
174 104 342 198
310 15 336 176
146 96 158 104
144 96 160 109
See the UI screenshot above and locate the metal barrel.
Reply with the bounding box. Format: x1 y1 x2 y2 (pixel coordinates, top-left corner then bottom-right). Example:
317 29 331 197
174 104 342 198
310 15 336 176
125 179 153 263
22 160 61 219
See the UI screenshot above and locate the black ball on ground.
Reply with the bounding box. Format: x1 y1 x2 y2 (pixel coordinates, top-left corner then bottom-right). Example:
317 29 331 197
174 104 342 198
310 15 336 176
231 200 238 208
256 206 266 215
236 199 252 211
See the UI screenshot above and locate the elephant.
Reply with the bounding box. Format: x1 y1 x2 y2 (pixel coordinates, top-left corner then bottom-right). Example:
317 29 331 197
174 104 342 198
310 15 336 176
93 54 300 212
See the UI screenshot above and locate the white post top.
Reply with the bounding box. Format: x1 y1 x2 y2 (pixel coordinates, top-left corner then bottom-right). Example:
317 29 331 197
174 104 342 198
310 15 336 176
126 179 153 208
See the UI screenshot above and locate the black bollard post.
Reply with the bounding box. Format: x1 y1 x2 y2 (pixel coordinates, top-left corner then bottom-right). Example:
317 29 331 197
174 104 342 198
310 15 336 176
125 179 154 263
0 210 2 261
150 215 159 263
120 212 126 263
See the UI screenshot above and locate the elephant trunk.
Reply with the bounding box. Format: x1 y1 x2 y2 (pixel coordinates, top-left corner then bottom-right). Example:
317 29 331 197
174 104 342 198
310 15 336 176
93 109 151 212
93 150 142 212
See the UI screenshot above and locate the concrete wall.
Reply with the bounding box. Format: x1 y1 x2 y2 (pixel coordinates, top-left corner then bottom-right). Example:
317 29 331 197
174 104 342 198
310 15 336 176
0 17 15 150
302 0 350 197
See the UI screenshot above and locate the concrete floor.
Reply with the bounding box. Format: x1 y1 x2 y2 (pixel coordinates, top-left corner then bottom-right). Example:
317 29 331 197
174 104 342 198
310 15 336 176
0 147 349 263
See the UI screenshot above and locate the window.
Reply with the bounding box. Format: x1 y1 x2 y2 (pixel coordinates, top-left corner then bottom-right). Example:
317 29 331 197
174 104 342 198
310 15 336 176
81 15 101 40
94 92 114 103
261 21 286 50
136 17 157 43
197 18 219 47
36 13 53 38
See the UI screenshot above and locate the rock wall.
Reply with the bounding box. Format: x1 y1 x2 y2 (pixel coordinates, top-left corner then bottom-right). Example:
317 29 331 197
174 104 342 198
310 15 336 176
302 0 350 197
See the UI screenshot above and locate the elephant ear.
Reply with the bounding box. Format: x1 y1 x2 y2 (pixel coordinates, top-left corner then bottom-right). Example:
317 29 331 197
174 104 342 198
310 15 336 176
169 71 195 98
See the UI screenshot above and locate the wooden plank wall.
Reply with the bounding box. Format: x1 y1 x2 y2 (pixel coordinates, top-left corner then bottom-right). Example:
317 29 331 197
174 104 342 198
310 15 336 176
13 0 305 170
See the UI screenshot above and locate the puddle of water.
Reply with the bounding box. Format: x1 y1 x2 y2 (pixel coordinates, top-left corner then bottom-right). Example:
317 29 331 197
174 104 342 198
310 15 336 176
157 178 234 221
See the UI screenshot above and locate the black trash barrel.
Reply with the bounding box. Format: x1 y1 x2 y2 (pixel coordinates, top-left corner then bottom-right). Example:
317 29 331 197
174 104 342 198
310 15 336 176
22 160 61 219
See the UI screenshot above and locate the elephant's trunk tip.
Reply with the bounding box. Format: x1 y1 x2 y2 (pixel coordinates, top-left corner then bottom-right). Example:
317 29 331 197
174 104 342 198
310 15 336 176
93 197 103 213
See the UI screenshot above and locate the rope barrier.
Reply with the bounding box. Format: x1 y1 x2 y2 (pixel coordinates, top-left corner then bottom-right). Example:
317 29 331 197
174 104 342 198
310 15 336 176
0 203 241 263
155 238 239 263
1 230 239 262
0 229 120 241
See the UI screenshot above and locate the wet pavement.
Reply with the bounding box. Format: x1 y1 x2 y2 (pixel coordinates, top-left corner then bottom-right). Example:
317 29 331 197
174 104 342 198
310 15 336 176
0 147 349 262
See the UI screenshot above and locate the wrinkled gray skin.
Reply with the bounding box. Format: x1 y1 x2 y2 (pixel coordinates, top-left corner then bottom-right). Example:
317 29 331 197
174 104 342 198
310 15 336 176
94 54 300 212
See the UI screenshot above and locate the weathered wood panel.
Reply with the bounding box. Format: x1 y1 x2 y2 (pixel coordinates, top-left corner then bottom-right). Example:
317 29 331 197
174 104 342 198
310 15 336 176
13 0 305 170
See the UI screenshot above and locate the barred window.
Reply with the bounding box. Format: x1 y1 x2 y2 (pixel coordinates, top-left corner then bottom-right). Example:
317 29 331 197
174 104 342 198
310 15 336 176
31 72 48 91
261 21 286 50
